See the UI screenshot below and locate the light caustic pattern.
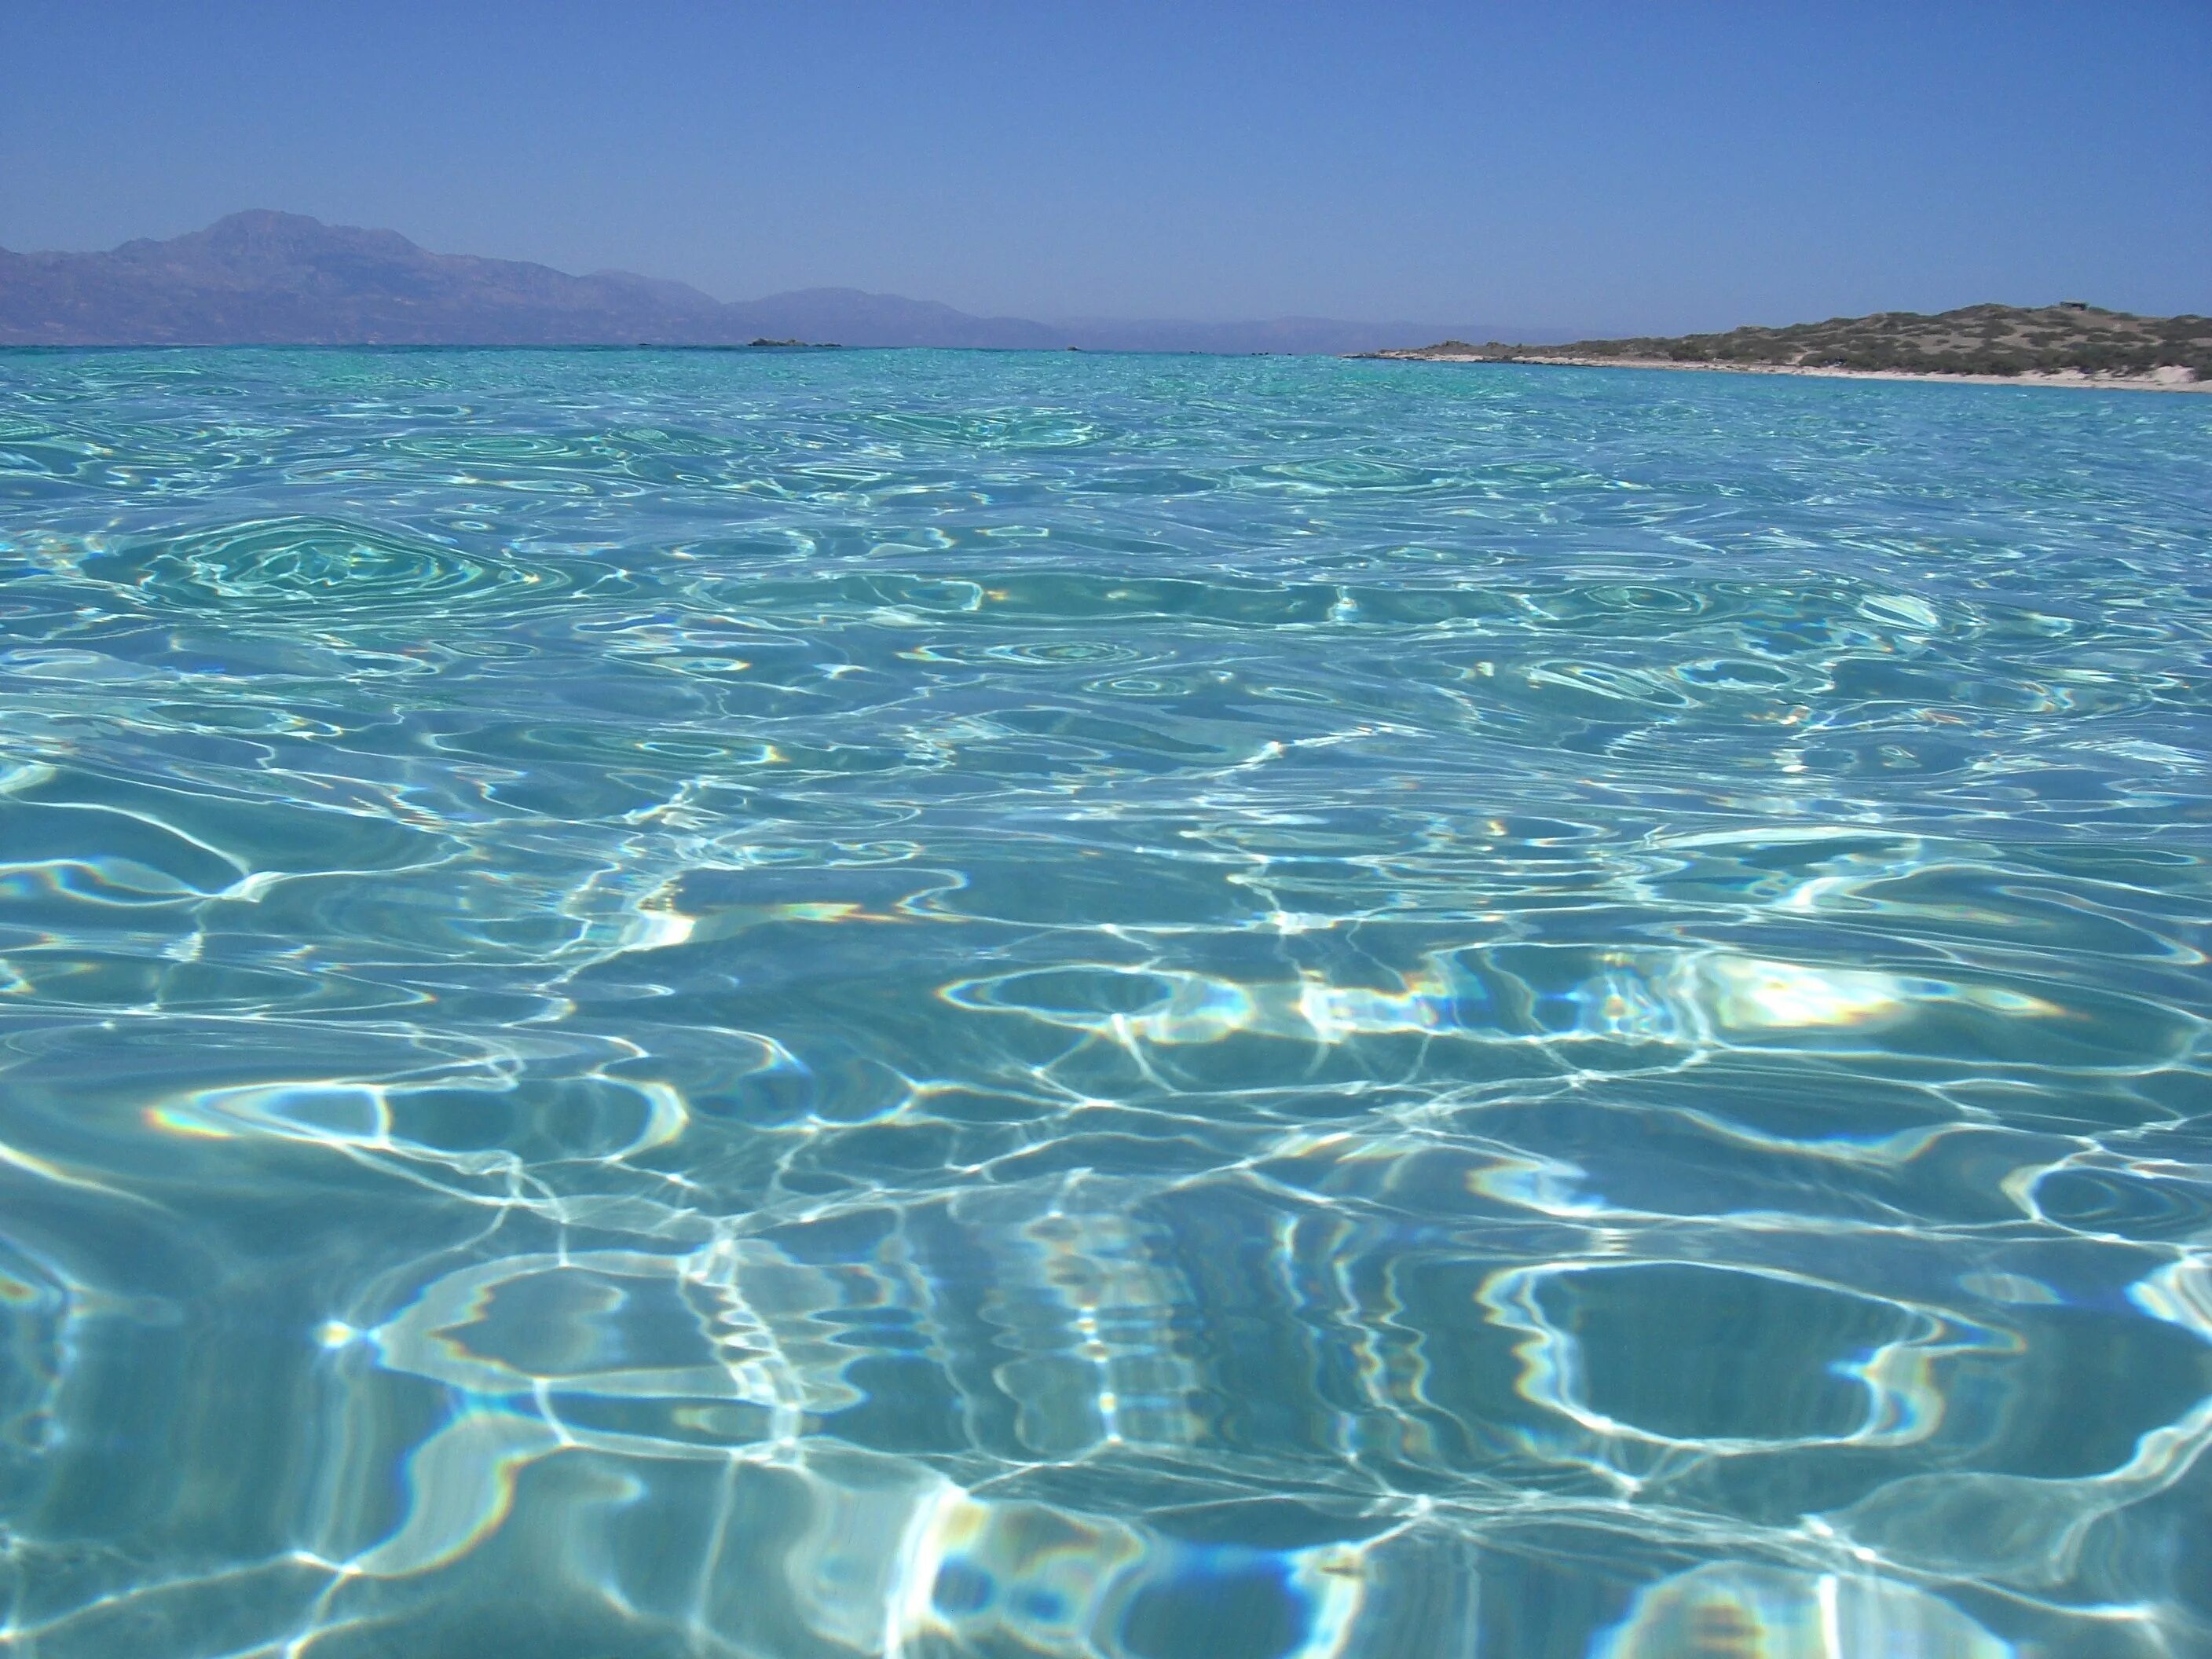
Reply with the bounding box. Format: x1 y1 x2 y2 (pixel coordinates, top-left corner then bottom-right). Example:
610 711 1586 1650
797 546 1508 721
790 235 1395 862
0 347 2207 1657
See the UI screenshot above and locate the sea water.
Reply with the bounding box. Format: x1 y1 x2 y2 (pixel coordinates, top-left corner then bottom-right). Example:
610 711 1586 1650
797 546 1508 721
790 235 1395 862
0 347 2207 1657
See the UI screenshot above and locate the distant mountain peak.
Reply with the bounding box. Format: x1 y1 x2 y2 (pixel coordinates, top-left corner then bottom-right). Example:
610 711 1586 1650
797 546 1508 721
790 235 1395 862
205 207 330 236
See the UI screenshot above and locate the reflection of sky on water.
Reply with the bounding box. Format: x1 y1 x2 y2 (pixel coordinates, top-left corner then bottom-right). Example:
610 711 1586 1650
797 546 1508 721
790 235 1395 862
0 348 2207 1654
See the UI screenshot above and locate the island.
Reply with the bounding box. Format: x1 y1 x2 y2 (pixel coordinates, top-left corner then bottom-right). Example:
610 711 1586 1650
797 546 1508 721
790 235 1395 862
1361 303 2210 390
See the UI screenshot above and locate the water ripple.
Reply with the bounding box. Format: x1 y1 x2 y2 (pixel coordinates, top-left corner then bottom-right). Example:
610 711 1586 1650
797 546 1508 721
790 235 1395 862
0 346 2205 1657
87 513 575 621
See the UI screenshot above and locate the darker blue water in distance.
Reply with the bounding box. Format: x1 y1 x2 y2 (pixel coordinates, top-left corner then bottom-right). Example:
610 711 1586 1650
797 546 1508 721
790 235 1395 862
0 347 2208 1657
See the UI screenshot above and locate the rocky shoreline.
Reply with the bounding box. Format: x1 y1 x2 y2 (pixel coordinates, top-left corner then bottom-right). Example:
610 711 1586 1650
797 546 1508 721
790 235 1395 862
1353 350 2207 392
1356 304 2211 391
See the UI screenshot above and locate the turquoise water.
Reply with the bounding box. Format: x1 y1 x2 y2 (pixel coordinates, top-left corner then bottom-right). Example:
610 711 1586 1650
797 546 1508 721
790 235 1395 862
0 347 2208 1657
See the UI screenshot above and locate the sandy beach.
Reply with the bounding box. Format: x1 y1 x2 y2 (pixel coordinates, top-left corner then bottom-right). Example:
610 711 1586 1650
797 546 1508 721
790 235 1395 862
1364 352 2210 392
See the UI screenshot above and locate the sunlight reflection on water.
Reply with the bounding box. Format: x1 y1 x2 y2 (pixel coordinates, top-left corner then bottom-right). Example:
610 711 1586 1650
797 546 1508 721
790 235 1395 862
0 347 2207 1656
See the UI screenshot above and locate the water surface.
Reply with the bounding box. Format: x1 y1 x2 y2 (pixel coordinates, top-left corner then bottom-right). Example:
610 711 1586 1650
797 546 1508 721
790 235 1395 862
1 348 2208 1656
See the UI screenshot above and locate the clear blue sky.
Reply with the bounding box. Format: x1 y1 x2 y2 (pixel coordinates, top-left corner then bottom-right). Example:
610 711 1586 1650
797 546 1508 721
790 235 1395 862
4 1 2207 333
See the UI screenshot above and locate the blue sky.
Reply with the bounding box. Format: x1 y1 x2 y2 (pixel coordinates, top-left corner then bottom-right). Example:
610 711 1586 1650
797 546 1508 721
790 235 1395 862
4 1 2207 332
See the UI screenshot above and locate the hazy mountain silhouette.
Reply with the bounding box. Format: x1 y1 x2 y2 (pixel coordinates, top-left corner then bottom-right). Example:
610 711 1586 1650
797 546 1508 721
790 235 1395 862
0 211 1557 353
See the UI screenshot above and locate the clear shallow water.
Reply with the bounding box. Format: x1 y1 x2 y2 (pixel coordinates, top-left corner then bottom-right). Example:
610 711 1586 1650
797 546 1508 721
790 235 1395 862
0 346 2207 1658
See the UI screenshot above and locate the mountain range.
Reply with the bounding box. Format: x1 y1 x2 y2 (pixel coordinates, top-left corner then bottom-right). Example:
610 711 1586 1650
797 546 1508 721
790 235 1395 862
0 211 1558 353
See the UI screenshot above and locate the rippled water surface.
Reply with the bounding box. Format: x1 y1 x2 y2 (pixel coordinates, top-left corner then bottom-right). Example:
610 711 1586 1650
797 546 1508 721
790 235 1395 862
2 347 2209 1657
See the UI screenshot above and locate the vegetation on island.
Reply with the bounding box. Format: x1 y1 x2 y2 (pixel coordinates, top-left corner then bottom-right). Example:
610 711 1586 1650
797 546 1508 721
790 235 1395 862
1382 304 2210 380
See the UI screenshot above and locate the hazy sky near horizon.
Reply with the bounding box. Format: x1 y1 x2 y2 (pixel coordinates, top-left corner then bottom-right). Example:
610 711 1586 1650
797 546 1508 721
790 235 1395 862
5 1 2207 333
